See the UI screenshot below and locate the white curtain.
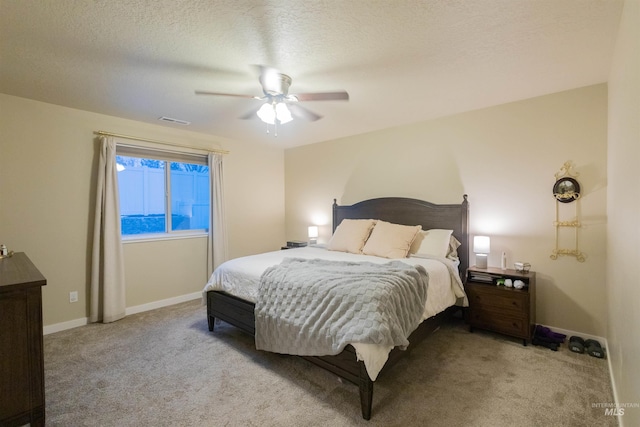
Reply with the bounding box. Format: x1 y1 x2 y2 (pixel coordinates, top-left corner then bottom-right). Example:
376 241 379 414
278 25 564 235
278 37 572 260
208 152 228 277
90 136 126 323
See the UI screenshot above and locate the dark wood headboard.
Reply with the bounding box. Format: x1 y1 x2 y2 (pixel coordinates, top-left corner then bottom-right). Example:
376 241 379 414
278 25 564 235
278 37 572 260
332 196 469 276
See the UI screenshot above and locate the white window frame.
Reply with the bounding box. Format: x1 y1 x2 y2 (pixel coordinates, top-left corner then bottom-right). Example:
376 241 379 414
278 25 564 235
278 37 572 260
116 144 210 242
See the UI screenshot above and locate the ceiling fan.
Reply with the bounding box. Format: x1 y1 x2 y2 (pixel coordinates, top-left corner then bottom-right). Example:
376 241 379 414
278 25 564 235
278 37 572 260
195 66 349 125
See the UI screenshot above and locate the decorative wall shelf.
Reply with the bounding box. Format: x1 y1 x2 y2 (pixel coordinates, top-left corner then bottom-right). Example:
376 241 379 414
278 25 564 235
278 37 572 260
551 161 585 262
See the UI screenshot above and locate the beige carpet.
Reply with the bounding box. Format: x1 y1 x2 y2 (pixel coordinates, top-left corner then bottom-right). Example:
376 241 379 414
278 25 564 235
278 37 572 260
44 300 616 426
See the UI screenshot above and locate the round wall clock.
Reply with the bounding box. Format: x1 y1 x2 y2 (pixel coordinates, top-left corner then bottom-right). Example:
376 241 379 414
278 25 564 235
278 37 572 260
553 177 581 203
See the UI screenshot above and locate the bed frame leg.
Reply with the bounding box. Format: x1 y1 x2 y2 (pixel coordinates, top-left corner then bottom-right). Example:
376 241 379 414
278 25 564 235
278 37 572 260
208 315 215 332
359 362 373 420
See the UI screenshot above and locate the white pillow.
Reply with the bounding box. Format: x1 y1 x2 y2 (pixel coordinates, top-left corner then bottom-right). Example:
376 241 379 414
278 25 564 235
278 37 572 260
327 219 377 254
410 229 454 258
362 221 421 259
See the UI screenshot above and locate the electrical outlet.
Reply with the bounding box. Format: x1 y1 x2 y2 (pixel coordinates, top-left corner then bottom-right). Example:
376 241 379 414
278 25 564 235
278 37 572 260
69 291 78 303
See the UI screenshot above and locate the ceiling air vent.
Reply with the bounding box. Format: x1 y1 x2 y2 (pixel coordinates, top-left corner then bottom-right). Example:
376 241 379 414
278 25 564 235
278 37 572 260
158 116 190 126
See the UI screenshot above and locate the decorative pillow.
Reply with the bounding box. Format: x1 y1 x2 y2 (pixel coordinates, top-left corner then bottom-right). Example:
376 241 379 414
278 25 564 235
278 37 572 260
410 229 454 258
327 219 377 254
362 220 421 259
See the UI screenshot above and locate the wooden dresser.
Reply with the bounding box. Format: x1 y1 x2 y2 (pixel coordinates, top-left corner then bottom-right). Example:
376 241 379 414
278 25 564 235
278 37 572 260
0 252 47 427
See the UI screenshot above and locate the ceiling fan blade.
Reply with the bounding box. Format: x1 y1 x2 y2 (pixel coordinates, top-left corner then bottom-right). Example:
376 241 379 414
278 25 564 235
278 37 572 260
195 90 261 100
239 104 263 120
287 103 322 122
288 91 349 102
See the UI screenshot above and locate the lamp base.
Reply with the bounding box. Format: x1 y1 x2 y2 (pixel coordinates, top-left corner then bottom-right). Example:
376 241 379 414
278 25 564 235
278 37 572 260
476 254 488 269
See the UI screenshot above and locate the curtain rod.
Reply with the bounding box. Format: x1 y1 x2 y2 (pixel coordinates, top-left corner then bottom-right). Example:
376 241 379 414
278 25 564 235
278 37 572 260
93 131 229 155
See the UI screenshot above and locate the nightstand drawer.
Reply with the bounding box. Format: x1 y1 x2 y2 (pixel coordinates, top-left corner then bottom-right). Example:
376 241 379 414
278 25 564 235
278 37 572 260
470 309 528 337
467 286 528 314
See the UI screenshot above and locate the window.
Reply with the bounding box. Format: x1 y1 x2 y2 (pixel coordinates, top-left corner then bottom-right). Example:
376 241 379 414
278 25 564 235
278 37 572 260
116 146 210 237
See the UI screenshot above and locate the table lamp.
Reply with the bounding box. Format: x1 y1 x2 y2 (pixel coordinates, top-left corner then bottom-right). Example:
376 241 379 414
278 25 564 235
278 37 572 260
308 226 318 245
473 236 491 269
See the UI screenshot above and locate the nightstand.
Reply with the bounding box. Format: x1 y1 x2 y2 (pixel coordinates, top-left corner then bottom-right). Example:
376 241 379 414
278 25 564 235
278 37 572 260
281 243 308 250
464 266 536 346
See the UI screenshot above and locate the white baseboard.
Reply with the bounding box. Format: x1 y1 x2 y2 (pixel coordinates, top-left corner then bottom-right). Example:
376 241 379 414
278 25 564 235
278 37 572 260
125 291 202 316
542 324 621 425
43 291 202 335
541 324 606 347
44 317 89 335
607 354 623 427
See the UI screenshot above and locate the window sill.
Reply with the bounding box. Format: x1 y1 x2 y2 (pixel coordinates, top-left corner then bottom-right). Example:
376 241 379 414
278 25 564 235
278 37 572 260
122 231 208 244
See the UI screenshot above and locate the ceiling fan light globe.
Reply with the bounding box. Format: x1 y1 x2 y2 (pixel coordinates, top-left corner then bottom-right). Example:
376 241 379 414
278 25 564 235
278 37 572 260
275 103 293 124
257 103 276 124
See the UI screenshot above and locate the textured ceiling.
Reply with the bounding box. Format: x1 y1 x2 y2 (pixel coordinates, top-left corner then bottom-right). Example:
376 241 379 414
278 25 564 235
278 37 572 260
0 0 623 148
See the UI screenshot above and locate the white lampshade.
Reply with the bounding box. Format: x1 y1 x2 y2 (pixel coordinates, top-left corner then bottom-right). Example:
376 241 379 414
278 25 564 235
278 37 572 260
473 236 491 254
473 236 490 269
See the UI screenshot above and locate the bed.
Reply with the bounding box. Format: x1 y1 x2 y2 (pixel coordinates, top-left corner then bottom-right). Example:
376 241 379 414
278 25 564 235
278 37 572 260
204 196 469 419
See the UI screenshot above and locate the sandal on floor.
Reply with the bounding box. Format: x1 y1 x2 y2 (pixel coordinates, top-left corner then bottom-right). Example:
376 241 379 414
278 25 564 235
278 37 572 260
532 337 558 351
533 334 558 344
585 339 605 358
568 336 585 353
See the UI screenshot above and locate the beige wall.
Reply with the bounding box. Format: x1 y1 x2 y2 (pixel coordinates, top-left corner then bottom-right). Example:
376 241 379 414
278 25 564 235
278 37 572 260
285 84 608 336
607 0 640 425
0 94 285 327
123 237 208 307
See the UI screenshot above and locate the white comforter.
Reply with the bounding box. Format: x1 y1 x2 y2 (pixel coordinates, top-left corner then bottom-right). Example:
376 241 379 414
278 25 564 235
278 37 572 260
203 246 467 380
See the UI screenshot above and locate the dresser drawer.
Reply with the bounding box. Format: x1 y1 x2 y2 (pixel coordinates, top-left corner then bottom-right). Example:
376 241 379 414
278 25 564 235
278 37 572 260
466 284 529 315
470 309 529 338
